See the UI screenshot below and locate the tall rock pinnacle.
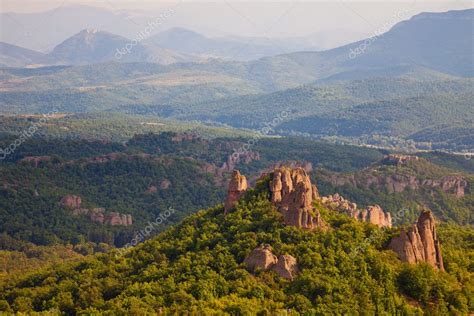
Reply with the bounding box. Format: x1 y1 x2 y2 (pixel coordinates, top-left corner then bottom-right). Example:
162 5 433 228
224 170 248 214
270 167 326 230
389 210 444 270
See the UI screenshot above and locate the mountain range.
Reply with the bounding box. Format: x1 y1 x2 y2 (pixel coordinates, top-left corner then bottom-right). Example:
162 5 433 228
0 9 473 153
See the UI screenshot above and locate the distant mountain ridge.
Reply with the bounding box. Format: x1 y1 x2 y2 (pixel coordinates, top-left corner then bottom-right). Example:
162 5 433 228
145 27 322 61
50 29 201 65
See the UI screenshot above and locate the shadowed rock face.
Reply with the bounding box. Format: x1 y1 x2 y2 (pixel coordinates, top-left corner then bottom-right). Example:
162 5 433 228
244 245 299 280
270 167 326 230
224 170 248 213
389 210 444 270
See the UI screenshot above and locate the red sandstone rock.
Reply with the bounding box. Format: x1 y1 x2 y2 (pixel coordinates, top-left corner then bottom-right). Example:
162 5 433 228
244 244 278 271
160 180 171 189
244 245 299 280
224 170 248 213
388 210 444 270
270 167 327 230
60 195 82 208
271 254 299 280
321 194 391 228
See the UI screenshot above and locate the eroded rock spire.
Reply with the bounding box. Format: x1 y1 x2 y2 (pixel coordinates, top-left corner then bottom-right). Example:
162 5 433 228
388 210 444 270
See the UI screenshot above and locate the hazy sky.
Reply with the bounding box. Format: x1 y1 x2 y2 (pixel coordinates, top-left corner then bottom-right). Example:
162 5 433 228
1 1 473 42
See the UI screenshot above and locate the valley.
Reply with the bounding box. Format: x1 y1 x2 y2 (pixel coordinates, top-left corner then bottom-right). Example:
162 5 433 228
0 3 473 315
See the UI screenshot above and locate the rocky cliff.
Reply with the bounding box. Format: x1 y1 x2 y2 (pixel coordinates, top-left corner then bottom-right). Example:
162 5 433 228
60 195 82 208
388 210 444 270
224 170 248 213
64 196 133 226
320 193 392 228
326 173 469 197
270 167 327 230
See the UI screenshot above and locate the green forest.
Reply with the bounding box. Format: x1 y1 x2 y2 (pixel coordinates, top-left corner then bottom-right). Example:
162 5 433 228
0 177 472 314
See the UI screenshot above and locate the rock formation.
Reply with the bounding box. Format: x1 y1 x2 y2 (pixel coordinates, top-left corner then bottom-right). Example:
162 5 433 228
221 151 260 172
160 180 171 190
272 255 299 281
324 167 469 197
244 244 278 271
321 194 391 228
70 205 132 226
363 205 392 228
270 167 327 230
224 170 248 213
105 212 133 226
244 245 299 280
60 195 82 208
388 210 444 270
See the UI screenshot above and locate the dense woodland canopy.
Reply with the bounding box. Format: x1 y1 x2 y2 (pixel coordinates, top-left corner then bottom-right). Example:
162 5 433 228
0 130 471 249
0 178 472 314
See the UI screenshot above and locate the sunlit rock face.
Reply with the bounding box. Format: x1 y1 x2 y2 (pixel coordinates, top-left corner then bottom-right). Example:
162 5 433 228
244 245 299 280
389 210 444 270
224 170 248 214
270 167 327 230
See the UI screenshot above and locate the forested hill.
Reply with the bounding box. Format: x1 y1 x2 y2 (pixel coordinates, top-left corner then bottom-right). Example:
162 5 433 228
0 171 472 314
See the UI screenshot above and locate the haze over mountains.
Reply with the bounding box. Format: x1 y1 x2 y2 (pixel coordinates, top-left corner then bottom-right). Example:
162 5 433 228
0 8 473 152
0 3 473 314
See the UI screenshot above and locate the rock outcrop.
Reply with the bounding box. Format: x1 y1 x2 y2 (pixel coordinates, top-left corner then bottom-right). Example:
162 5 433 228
244 245 299 280
60 195 82 208
69 205 132 226
388 210 444 270
244 244 278 271
224 170 248 213
270 167 326 230
321 193 392 228
105 212 133 226
221 151 260 172
324 167 469 197
271 255 299 281
160 180 171 190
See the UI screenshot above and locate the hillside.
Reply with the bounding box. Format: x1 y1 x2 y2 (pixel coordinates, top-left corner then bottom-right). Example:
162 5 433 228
145 27 321 61
317 155 473 225
0 42 52 68
1 128 471 251
0 168 472 314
